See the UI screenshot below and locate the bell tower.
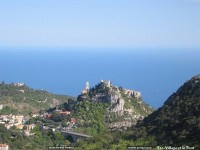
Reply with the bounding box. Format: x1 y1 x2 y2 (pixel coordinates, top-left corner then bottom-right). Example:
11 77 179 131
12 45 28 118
86 82 90 90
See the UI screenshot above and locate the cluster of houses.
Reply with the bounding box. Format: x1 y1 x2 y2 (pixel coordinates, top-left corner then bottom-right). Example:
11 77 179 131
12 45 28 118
0 109 77 150
0 114 25 130
43 110 71 119
42 111 77 131
0 114 24 150
0 110 77 150
0 110 77 133
0 114 35 136
124 89 142 99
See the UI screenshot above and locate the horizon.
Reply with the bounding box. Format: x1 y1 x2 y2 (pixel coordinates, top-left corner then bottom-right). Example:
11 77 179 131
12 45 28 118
0 0 200 49
1 48 200 109
0 0 200 108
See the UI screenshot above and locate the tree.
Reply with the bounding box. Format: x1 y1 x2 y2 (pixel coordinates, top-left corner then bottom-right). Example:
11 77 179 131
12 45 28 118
1 80 5 85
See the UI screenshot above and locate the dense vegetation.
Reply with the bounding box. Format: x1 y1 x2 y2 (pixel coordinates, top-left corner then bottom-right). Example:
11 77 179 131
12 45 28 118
72 125 158 150
73 101 108 136
0 123 157 150
0 124 68 150
0 106 18 115
137 76 200 148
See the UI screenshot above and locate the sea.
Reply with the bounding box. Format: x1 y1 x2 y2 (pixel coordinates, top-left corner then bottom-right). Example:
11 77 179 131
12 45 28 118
0 47 200 109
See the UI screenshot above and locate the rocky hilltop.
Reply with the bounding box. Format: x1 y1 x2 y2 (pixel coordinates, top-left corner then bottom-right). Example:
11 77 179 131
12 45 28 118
77 80 154 130
138 75 200 146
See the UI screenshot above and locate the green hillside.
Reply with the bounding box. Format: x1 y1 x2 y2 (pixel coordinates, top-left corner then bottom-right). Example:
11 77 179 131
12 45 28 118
138 75 200 147
0 82 74 115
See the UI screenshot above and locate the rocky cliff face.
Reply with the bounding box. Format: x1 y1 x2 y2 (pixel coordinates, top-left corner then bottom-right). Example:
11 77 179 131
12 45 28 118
77 80 154 130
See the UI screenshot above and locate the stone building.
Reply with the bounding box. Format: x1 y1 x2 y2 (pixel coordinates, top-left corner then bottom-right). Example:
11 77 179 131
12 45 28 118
101 80 112 88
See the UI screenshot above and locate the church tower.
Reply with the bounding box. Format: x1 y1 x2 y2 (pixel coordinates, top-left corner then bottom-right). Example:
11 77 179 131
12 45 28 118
86 82 90 90
107 80 111 88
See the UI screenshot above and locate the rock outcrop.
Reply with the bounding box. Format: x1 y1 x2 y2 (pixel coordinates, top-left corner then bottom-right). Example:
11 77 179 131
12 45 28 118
77 80 154 130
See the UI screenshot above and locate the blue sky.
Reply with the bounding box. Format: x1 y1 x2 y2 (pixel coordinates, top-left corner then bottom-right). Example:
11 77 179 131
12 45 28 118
0 0 200 48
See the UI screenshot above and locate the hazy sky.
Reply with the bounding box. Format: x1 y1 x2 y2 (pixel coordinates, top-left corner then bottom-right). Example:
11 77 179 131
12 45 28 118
0 0 199 48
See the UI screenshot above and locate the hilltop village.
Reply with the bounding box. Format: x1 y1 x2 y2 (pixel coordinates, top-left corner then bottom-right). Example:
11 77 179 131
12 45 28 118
82 80 142 99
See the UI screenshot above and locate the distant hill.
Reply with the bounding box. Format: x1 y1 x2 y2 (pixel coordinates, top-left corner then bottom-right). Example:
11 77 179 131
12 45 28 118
0 82 74 115
138 75 200 147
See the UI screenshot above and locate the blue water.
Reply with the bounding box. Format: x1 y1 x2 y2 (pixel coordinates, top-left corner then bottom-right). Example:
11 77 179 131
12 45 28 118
0 47 200 109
